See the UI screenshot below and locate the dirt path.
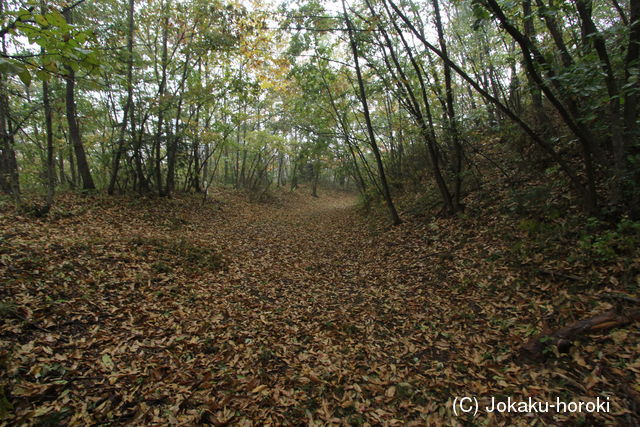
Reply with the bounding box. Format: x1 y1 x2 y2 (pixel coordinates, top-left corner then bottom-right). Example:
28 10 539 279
1 191 635 425
206 192 373 326
4 191 434 425
169 191 466 424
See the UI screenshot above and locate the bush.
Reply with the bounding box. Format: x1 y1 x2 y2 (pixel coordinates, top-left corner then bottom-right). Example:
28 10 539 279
576 217 640 262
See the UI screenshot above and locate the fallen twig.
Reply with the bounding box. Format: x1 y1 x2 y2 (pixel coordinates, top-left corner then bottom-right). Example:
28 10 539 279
520 308 640 360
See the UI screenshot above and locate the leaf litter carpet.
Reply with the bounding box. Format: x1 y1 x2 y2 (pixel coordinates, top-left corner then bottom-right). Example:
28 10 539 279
1 191 639 425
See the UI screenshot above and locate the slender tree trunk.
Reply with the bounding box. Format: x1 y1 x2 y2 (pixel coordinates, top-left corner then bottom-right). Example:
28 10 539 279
277 154 283 187
63 10 95 190
535 0 574 68
625 0 640 216
43 82 55 206
39 0 54 208
576 0 625 209
64 68 94 190
58 150 65 186
290 157 298 191
108 0 135 195
523 0 549 130
192 105 202 192
311 160 320 197
203 107 213 186
483 0 598 214
0 5 20 207
0 82 20 206
432 0 463 211
133 105 149 193
154 1 169 195
380 0 454 213
166 50 190 196
322 73 367 194
70 156 76 187
343 0 401 225
385 0 592 213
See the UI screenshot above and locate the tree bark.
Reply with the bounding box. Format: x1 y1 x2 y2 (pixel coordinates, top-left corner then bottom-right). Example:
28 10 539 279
64 9 95 190
534 0 574 68
378 0 457 214
40 0 54 208
166 49 190 196
43 81 54 206
483 0 598 213
385 0 588 206
0 2 21 207
624 0 640 217
576 0 625 209
311 160 320 197
432 0 463 211
523 0 550 130
154 1 169 195
521 308 640 360
108 0 135 195
343 0 401 225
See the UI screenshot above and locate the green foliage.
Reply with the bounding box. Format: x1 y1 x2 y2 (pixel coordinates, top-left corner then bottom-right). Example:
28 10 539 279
403 188 442 217
2 7 101 86
576 217 640 262
0 301 18 318
516 217 563 237
356 185 379 211
517 218 544 235
0 387 13 420
151 261 173 274
130 236 226 271
508 185 552 215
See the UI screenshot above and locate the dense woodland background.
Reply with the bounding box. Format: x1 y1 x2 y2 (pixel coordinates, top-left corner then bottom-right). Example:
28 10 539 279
2 0 640 424
0 0 638 220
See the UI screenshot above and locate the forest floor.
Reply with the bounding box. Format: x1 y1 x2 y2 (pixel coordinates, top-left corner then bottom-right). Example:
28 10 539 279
1 188 639 425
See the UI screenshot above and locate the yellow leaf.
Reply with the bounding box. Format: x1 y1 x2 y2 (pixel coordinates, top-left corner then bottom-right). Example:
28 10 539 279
386 386 396 398
101 354 114 370
610 330 628 345
251 384 267 394
571 349 588 367
584 374 599 390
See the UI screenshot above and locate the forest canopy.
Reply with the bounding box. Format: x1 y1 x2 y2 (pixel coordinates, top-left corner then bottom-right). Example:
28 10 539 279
0 0 637 221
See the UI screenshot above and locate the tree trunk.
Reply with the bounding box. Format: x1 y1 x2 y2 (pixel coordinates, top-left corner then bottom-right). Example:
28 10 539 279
108 0 135 195
0 3 20 207
64 9 95 190
0 80 20 206
380 0 454 213
192 105 202 192
344 0 401 225
523 0 550 131
521 308 640 360
322 73 367 194
290 157 298 191
388 0 590 205
535 0 574 68
39 0 54 208
166 50 190 196
483 0 598 214
58 149 65 187
625 0 640 217
43 81 54 207
154 1 169 195
432 0 463 211
311 160 320 197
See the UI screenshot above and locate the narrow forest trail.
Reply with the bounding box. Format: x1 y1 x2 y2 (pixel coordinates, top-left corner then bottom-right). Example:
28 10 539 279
204 192 377 333
1 191 637 425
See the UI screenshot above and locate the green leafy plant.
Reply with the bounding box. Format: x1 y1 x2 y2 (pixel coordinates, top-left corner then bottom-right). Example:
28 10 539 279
576 217 640 262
